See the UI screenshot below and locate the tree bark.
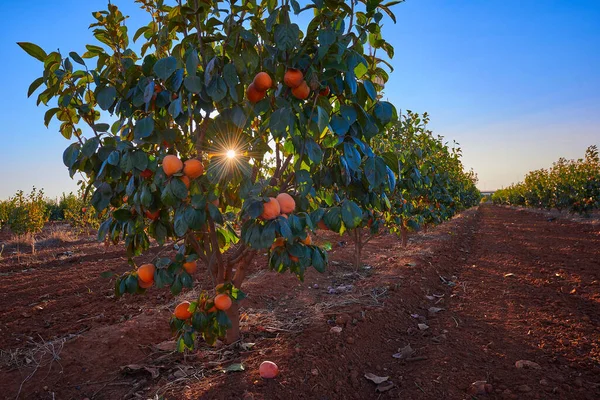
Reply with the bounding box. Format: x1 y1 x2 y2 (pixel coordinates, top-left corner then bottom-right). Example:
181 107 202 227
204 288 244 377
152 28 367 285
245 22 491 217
353 229 362 271
224 301 240 344
401 226 408 247
223 251 256 343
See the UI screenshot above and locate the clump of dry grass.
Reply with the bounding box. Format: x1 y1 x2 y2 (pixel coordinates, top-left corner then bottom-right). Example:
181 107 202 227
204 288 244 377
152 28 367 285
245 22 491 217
5 233 33 249
37 225 77 248
1 335 67 399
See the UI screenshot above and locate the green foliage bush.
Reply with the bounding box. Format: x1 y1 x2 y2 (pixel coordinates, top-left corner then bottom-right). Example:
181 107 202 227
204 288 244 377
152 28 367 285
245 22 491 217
492 145 600 215
7 188 49 253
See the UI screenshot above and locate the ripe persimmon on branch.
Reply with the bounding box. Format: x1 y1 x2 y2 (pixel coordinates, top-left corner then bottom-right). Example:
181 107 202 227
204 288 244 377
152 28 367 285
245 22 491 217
21 0 403 348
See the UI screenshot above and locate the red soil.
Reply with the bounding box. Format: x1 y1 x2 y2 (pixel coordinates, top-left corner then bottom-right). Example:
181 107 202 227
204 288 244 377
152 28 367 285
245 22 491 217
0 205 599 399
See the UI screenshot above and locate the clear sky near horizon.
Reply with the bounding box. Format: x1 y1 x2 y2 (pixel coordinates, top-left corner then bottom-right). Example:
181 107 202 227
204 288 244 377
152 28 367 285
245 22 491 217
0 0 598 199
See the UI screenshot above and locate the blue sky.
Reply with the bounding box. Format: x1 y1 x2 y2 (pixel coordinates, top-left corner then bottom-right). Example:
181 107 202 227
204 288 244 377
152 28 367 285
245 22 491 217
1 0 599 198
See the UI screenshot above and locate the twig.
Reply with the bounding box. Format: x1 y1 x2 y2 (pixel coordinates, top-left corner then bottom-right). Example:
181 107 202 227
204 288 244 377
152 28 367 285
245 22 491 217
414 381 426 393
90 376 120 399
452 316 459 327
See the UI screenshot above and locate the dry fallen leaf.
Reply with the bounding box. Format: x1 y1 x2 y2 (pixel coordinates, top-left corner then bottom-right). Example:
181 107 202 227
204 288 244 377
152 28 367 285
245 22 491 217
364 373 389 384
222 363 245 373
240 342 256 351
155 340 177 352
376 381 395 392
515 360 541 370
121 364 160 379
417 323 429 330
392 344 415 359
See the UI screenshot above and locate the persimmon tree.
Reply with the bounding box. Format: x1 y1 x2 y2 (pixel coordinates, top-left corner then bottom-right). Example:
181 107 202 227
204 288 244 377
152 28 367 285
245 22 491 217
377 111 480 245
60 188 104 232
0 198 16 230
22 0 403 347
7 188 49 254
326 110 480 269
493 145 599 215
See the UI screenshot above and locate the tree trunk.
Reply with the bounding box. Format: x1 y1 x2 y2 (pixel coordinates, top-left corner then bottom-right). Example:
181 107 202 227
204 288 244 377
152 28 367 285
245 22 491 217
222 251 255 344
401 226 408 247
224 301 240 344
353 229 362 271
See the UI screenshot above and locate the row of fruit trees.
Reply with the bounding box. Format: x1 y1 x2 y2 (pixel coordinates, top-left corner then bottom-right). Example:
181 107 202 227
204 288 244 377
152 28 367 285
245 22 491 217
0 189 101 253
19 0 480 348
492 145 600 215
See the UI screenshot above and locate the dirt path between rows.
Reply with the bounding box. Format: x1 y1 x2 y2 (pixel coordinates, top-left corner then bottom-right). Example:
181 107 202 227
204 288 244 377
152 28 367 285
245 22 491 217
187 205 600 400
1 205 599 399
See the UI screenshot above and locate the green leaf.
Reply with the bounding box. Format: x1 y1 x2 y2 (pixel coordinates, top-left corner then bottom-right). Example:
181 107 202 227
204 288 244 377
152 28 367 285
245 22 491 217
155 222 168 245
113 208 133 222
381 152 399 174
216 310 232 330
365 156 388 189
44 108 59 127
330 115 349 135
345 70 357 94
340 105 357 126
363 80 377 100
174 211 189 237
97 86 117 110
374 101 394 125
341 200 362 229
316 106 329 134
318 29 336 48
63 143 80 168
168 97 182 118
171 178 188 200
304 137 323 164
133 26 149 43
323 207 342 232
171 274 183 294
28 77 44 98
100 271 117 279
244 199 264 219
230 106 247 129
184 207 205 230
134 116 154 139
270 107 294 138
153 56 177 80
186 48 199 74
17 42 47 62
166 69 184 92
132 151 148 170
94 123 110 132
223 63 239 100
143 81 155 104
69 51 86 66
207 203 223 224
295 170 313 197
98 218 111 242
274 23 300 51
343 142 361 171
184 76 202 93
311 248 326 273
81 137 99 158
206 77 227 102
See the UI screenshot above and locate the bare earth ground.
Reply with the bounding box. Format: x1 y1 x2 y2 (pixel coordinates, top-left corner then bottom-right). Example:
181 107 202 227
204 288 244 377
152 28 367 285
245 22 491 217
0 204 599 400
